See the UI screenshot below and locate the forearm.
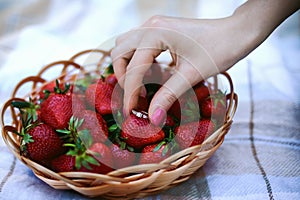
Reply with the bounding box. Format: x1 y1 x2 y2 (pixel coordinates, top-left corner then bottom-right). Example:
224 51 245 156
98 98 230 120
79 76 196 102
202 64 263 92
231 0 300 61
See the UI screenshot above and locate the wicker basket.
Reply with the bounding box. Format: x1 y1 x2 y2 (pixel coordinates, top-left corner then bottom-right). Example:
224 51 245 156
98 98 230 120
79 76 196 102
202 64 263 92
1 49 238 199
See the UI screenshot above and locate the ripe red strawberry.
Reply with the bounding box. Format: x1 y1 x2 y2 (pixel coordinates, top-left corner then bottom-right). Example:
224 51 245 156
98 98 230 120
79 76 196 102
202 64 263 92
85 80 122 115
57 117 111 173
79 143 113 174
175 119 215 150
168 99 181 120
40 94 73 129
71 94 87 116
105 74 118 86
110 144 136 169
168 90 201 123
200 90 227 122
121 112 165 149
136 96 149 112
51 154 76 172
193 82 210 103
39 80 73 100
139 143 170 164
164 114 176 128
39 81 57 99
75 110 108 143
25 123 66 162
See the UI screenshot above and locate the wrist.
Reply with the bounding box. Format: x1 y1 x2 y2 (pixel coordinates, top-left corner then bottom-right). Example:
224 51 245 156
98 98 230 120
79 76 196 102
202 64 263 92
225 7 269 66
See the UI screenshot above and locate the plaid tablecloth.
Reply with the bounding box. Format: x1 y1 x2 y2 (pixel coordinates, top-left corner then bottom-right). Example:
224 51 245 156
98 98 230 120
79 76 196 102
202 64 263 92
0 1 299 200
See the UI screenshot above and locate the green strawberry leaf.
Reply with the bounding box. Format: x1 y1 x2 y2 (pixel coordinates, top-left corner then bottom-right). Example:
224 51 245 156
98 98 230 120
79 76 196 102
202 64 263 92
127 146 135 152
162 145 169 156
108 124 119 132
56 129 71 134
11 101 32 109
78 129 93 149
103 63 114 77
53 79 70 94
42 90 51 100
75 156 83 170
66 149 78 156
153 141 166 152
11 99 39 122
74 74 95 92
84 155 100 166
64 143 77 148
23 133 34 144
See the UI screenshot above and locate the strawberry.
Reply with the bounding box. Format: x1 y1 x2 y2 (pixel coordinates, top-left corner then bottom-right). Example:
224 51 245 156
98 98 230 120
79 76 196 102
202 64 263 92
58 118 112 174
168 99 181 120
51 154 76 172
40 94 73 129
139 143 170 164
121 111 165 149
25 123 66 162
164 114 176 128
168 90 201 123
39 80 73 100
75 110 108 143
110 144 136 169
175 119 215 150
200 90 227 123
193 82 210 103
71 94 87 116
85 80 122 115
105 74 118 86
11 99 66 164
39 81 57 99
80 143 113 174
39 80 75 129
135 96 149 112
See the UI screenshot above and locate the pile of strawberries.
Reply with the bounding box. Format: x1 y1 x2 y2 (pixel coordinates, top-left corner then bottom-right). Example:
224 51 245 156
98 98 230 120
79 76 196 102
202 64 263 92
12 64 227 174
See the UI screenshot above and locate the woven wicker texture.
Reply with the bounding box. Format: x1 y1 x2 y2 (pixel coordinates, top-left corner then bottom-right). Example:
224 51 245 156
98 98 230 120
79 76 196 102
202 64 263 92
1 49 238 199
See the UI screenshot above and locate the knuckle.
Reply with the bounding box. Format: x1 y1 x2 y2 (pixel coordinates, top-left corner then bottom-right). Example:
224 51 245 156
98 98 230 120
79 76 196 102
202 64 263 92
145 15 167 28
161 89 178 106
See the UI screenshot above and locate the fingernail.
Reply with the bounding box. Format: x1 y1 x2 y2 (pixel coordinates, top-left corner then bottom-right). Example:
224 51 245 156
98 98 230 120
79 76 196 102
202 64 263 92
151 108 166 126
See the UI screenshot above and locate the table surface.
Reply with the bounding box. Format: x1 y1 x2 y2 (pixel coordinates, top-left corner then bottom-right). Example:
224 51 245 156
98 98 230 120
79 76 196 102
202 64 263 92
0 1 299 200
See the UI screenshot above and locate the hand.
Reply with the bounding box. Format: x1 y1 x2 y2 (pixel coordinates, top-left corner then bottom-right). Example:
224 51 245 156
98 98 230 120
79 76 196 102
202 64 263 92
111 0 299 126
111 15 241 125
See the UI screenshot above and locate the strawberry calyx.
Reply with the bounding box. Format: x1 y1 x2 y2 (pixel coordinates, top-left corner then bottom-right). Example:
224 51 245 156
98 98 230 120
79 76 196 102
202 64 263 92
210 89 226 108
102 63 114 77
108 123 135 153
11 99 40 122
74 74 95 92
57 116 99 170
67 147 99 170
153 129 178 156
11 99 41 154
42 79 71 100
53 79 71 95
182 98 201 123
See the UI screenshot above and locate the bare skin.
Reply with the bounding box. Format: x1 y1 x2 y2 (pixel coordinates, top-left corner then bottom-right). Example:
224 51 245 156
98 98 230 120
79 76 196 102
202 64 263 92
111 0 300 126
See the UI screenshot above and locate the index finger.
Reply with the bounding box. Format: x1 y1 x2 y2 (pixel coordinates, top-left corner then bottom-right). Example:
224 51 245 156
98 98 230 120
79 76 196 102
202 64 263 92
123 47 161 116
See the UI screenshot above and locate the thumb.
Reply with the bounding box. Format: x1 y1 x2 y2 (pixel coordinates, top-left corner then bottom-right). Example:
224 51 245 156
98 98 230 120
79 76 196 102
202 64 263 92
148 71 193 126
